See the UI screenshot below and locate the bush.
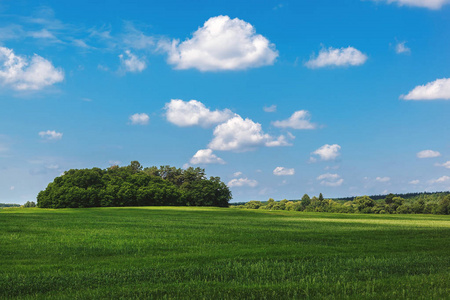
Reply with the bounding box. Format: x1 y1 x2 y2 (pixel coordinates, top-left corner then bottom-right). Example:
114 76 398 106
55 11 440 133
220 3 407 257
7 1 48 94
245 201 263 209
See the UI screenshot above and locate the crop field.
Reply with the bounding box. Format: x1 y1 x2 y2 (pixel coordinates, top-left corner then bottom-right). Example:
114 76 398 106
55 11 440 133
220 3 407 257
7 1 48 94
1 207 449 299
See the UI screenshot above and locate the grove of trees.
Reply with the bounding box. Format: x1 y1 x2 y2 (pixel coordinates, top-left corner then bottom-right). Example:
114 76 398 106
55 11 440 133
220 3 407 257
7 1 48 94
37 161 232 208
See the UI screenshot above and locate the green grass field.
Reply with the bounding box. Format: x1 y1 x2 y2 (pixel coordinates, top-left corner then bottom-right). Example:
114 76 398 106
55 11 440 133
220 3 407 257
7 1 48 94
1 207 449 299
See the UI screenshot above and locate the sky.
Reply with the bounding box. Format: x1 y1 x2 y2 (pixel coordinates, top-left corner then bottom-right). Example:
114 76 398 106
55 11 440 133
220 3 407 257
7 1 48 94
1 0 450 204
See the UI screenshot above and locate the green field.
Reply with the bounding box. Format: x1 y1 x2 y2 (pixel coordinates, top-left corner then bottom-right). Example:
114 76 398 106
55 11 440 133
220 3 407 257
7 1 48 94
1 207 449 299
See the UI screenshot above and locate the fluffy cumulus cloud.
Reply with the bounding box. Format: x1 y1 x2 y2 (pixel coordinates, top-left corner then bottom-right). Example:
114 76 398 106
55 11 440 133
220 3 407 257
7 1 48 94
233 171 242 177
273 167 295 176
417 150 441 158
305 46 367 69
401 78 450 100
376 176 391 182
129 113 149 125
119 50 146 73
38 130 63 140
161 15 278 71
317 173 344 187
395 41 411 54
435 161 450 169
311 144 341 161
228 177 258 187
189 149 225 165
0 46 64 90
409 179 420 185
372 0 450 9
208 115 290 152
165 99 234 128
272 110 316 130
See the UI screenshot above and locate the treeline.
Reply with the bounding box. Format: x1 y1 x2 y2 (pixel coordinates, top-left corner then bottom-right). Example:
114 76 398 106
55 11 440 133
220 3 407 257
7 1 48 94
0 203 20 208
236 193 450 215
37 161 231 208
334 191 450 201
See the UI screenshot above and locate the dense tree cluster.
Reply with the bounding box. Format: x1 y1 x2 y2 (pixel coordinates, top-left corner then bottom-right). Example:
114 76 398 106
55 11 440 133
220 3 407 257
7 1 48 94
37 161 232 208
236 193 450 215
23 201 36 208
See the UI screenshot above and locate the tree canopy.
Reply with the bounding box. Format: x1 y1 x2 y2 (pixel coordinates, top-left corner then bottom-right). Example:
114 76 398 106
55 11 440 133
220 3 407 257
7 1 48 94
37 161 232 208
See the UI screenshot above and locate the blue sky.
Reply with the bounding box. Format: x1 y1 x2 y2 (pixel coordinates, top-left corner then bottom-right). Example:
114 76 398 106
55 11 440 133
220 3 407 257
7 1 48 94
1 0 450 204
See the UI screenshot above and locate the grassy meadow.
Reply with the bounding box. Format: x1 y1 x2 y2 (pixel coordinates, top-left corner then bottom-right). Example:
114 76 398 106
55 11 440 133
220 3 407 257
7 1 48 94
1 207 449 299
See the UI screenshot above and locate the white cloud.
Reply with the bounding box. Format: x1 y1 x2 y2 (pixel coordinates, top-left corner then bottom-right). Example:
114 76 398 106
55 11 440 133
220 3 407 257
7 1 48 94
435 161 450 169
317 173 344 187
305 46 367 69
10 186 15 190
273 167 295 176
371 0 450 9
27 29 58 40
263 105 277 112
317 173 340 180
376 176 391 182
272 110 316 130
311 144 341 161
409 179 420 185
165 99 234 128
228 177 258 187
395 41 411 54
129 113 149 125
72 39 91 49
417 150 441 158
401 78 450 100
119 50 146 73
190 149 225 165
121 22 155 50
160 15 278 71
38 130 63 140
233 171 242 177
0 46 64 90
430 175 450 183
208 115 290 152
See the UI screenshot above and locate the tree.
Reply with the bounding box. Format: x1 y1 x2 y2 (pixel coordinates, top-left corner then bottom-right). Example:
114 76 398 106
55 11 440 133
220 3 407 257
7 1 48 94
129 161 143 173
385 193 395 205
23 201 36 208
436 196 450 215
354 196 375 212
301 194 311 209
266 198 275 209
318 193 324 201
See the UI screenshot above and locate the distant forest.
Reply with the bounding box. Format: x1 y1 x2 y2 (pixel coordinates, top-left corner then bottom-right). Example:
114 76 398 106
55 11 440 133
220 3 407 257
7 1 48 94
37 161 231 208
332 191 450 201
234 192 450 215
0 203 20 208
